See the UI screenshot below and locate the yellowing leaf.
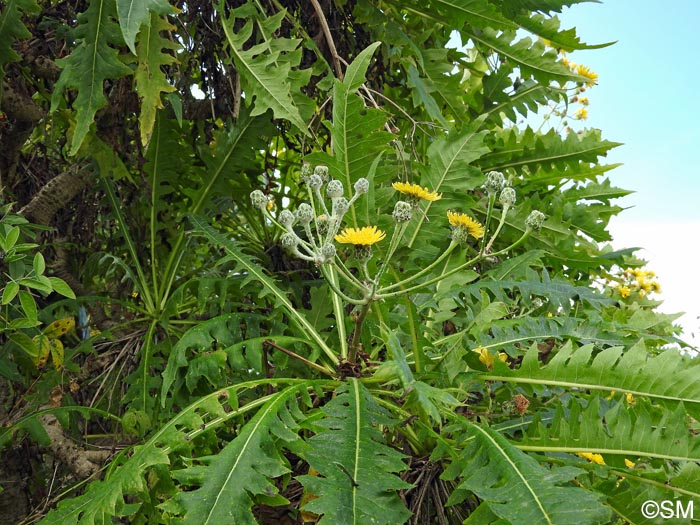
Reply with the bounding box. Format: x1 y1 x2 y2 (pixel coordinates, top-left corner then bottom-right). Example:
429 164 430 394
50 339 65 370
31 334 51 367
43 317 75 338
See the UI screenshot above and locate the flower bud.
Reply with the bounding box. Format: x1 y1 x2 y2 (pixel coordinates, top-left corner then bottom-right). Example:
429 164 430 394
296 203 314 225
250 190 267 210
321 243 336 261
354 177 369 195
314 165 329 181
525 210 546 231
499 187 516 208
278 210 295 228
316 214 330 236
326 179 344 199
280 232 298 249
308 174 323 190
300 162 313 181
484 171 505 195
392 200 413 223
332 197 349 217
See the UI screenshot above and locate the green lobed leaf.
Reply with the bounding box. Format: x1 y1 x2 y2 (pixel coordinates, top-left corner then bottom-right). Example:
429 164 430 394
298 379 412 525
0 0 39 80
50 0 133 155
441 421 611 524
134 13 179 146
116 0 173 55
520 396 700 463
482 340 700 410
168 385 306 524
220 4 310 134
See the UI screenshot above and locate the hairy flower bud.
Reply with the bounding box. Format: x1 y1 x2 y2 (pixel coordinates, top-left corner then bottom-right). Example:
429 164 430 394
392 200 413 223
484 171 505 195
278 210 295 228
250 190 267 210
326 179 344 199
300 162 313 181
314 165 329 181
499 187 516 208
332 197 349 217
316 214 330 236
308 174 323 191
280 232 298 249
525 210 546 231
354 177 369 195
321 243 336 261
296 203 314 225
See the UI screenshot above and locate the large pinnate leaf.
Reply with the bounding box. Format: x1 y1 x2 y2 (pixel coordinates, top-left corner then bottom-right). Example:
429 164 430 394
298 379 412 525
50 0 133 155
442 421 611 525
482 340 700 411
116 0 173 55
0 0 39 80
306 42 393 227
134 13 179 146
167 385 306 524
478 127 622 173
521 396 700 462
220 5 310 134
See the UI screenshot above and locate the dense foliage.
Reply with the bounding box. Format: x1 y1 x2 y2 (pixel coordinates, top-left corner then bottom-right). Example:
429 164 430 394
0 0 693 523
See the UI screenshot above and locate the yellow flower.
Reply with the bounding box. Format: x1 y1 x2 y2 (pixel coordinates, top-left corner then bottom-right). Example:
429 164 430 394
447 211 485 239
650 281 661 293
626 392 635 405
334 226 386 246
574 108 588 120
392 181 442 202
561 56 570 67
619 285 630 298
578 452 605 465
579 96 589 106
624 459 636 469
575 64 598 87
475 347 508 370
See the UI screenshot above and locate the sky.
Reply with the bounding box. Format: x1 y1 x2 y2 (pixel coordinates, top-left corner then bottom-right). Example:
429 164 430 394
538 0 700 347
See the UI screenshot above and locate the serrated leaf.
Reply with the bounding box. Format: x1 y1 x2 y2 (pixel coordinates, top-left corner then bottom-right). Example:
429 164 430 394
483 340 700 410
515 13 613 52
342 41 381 91
442 421 611 524
134 13 179 146
479 127 622 173
520 396 700 463
299 380 412 525
465 28 586 84
51 0 133 155
0 0 39 80
116 0 173 55
220 6 309 134
169 385 304 524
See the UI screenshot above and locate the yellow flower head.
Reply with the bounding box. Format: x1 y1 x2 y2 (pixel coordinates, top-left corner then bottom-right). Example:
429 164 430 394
575 64 598 87
650 281 661 293
579 96 589 106
624 458 636 469
619 285 631 298
475 347 508 370
392 181 442 202
447 211 485 240
334 226 386 246
574 107 588 120
577 452 605 465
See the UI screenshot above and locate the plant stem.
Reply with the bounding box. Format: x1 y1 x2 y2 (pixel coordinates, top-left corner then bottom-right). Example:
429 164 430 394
480 193 496 256
378 241 458 293
264 339 335 376
348 302 371 364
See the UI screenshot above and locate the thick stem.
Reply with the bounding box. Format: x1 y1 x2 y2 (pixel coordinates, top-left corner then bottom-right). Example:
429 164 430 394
348 303 371 364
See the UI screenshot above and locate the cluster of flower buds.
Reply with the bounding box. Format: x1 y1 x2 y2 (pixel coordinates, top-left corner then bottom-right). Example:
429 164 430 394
252 164 370 265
